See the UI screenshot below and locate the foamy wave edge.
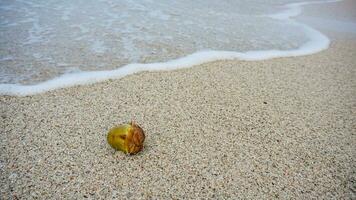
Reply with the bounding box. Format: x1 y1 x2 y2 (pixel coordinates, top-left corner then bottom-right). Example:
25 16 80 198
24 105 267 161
0 0 341 96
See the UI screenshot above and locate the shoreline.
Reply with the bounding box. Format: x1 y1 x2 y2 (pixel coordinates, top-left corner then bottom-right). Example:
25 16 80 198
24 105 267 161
0 0 340 96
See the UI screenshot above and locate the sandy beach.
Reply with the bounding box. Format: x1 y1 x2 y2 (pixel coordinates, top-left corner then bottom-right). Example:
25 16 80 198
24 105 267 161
1 1 356 199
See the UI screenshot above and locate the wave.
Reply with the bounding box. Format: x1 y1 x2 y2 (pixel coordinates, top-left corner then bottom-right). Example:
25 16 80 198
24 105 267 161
0 0 341 96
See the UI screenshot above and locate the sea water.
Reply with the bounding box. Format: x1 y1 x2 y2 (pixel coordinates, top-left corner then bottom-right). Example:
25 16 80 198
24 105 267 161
0 0 341 95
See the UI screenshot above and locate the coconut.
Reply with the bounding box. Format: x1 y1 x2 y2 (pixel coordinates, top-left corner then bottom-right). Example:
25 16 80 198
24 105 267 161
107 121 145 154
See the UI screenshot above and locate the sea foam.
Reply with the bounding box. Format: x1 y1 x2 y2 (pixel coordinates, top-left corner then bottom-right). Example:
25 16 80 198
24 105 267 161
0 0 341 96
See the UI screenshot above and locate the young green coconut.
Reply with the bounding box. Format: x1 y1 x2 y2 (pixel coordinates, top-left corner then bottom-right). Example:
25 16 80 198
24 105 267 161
107 121 145 155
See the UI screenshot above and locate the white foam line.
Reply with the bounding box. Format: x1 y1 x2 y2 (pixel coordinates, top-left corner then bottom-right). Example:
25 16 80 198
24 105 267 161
0 0 342 96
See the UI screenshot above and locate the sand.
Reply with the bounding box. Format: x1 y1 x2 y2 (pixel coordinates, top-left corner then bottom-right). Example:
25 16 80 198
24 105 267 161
1 37 355 199
1 1 356 200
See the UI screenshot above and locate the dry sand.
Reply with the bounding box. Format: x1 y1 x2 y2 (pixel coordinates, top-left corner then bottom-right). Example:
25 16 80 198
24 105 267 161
1 37 355 199
1 2 356 200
